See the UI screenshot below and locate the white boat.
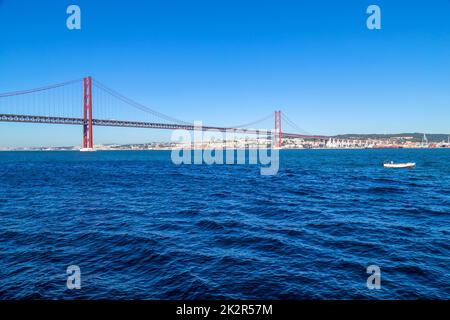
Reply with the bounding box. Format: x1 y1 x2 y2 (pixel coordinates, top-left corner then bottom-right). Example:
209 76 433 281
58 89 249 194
80 148 96 152
383 161 415 168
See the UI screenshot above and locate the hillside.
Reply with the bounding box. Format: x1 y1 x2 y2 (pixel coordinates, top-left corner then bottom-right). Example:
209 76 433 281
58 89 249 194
333 133 449 143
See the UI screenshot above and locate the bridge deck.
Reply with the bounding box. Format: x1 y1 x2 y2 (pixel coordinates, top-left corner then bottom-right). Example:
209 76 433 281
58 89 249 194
0 113 328 140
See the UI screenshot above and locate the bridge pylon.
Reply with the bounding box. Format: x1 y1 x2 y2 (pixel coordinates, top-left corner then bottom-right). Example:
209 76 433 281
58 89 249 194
274 110 282 148
82 76 94 150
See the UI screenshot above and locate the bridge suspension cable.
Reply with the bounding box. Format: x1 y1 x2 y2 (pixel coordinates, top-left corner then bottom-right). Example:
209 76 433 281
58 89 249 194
229 113 273 130
0 78 83 119
92 79 191 125
0 79 83 98
93 78 276 131
282 112 311 135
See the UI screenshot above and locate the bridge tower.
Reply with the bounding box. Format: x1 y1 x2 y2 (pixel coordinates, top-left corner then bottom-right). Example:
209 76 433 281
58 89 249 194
82 76 93 149
274 110 282 148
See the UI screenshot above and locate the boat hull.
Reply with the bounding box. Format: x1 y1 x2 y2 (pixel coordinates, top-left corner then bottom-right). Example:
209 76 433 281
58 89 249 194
383 162 415 168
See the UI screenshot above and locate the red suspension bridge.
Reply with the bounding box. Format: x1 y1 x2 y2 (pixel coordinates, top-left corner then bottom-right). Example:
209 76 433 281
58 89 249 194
0 76 328 149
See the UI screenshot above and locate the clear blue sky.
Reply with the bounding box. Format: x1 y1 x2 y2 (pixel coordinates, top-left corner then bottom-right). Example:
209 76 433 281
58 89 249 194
0 0 449 147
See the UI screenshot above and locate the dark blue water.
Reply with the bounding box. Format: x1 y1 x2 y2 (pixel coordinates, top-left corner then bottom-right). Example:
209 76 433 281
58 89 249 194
0 149 449 299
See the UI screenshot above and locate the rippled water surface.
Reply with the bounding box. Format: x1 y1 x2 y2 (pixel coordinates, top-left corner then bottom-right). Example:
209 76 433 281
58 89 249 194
0 149 449 299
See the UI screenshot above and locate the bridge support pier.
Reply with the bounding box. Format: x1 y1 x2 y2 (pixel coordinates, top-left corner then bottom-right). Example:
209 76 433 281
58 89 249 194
82 76 94 150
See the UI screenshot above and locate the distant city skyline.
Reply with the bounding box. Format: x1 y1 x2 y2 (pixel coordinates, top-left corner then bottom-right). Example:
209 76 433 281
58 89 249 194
1 0 450 147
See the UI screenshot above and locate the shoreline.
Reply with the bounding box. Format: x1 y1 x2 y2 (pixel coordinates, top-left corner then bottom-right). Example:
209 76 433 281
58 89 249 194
1 146 449 152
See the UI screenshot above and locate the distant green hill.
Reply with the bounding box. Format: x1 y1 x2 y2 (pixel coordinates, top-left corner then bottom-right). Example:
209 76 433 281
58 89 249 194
333 133 450 143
